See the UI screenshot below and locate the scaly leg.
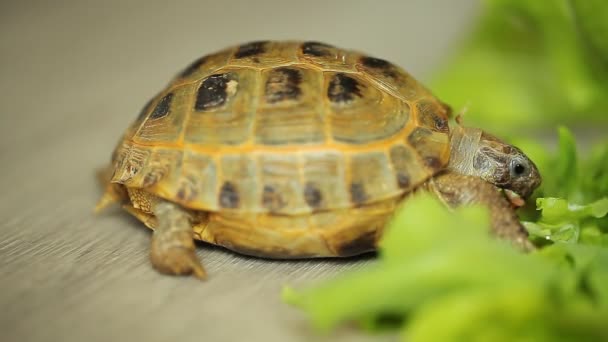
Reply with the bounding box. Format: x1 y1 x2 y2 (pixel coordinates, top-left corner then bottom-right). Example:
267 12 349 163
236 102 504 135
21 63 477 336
428 172 535 252
150 200 207 279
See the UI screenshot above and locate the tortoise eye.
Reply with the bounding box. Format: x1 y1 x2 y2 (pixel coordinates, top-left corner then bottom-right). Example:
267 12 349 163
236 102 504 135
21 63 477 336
511 162 526 176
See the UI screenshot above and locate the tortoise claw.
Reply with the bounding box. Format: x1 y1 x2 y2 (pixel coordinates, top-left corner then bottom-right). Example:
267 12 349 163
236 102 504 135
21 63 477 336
150 200 207 280
150 243 207 280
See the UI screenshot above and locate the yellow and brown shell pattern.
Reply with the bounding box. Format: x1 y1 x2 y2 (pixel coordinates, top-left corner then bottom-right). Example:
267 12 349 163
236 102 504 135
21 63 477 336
108 41 451 255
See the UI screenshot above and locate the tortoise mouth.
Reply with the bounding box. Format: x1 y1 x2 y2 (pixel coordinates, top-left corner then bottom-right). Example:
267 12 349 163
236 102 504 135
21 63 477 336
503 189 525 208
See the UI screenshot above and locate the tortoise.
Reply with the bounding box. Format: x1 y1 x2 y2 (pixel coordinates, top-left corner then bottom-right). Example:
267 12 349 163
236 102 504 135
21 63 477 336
97 40 541 279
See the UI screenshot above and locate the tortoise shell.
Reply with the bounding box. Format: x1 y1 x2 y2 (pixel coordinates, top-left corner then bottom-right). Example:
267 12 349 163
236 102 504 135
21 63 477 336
108 41 451 256
112 40 451 212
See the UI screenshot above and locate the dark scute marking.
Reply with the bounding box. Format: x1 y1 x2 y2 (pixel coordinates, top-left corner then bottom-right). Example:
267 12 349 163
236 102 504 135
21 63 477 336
433 114 449 132
301 41 334 57
418 101 450 133
424 157 442 170
337 230 376 256
262 185 286 212
360 56 392 69
149 93 174 119
136 97 155 121
303 182 323 209
143 170 163 187
265 67 302 103
350 182 368 205
327 73 362 103
360 56 399 78
219 182 239 208
234 41 268 59
396 172 411 189
179 56 208 78
176 183 196 202
195 73 230 111
124 162 139 180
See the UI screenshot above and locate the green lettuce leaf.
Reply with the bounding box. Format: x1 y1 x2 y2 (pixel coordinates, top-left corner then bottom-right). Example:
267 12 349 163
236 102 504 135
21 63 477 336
538 197 608 224
523 197 608 244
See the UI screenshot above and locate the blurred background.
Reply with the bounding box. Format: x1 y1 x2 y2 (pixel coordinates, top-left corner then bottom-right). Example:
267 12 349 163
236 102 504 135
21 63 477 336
1 1 606 341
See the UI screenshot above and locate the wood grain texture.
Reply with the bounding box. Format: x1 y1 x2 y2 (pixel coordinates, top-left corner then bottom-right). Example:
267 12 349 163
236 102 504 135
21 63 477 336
0 1 477 341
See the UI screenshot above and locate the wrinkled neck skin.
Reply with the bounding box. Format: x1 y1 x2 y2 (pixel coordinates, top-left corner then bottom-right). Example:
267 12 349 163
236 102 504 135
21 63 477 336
446 125 483 177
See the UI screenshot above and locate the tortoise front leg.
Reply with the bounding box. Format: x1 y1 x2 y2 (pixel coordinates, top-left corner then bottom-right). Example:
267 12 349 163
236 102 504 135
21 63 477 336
150 200 207 280
428 172 535 252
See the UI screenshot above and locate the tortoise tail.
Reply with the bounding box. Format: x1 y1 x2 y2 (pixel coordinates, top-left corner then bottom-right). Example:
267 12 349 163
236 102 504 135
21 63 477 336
94 166 126 213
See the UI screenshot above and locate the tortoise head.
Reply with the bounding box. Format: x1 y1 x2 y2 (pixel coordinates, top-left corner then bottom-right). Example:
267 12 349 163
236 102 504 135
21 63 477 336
448 126 541 206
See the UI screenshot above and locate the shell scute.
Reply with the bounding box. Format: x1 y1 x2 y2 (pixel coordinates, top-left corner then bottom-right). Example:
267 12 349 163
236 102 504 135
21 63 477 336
134 84 193 144
258 153 304 213
111 145 151 187
175 47 234 83
301 41 335 57
326 70 410 144
407 126 450 173
348 151 399 205
218 154 259 210
255 66 325 145
228 41 299 69
356 55 434 102
415 99 451 134
175 150 217 208
298 41 359 72
184 68 256 146
389 144 428 192
300 151 349 212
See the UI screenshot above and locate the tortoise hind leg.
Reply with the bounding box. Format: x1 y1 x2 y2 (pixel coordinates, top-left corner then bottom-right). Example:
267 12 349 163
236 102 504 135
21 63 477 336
150 200 207 280
428 172 535 252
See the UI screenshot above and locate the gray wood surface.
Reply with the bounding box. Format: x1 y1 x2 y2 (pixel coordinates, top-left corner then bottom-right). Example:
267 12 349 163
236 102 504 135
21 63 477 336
0 1 477 341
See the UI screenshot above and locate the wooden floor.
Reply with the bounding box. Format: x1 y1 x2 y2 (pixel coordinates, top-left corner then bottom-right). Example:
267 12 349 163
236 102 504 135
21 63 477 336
0 1 477 341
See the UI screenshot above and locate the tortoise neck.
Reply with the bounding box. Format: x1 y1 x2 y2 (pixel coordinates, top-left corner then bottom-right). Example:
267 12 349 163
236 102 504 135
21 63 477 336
447 125 483 176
